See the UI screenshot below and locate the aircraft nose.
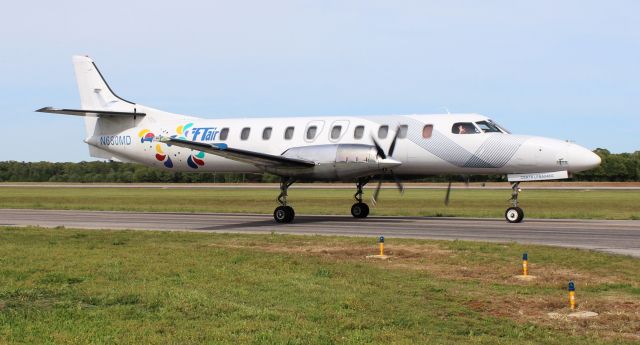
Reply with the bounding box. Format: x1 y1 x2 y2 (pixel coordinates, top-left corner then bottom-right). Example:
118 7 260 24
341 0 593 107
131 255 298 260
565 144 601 172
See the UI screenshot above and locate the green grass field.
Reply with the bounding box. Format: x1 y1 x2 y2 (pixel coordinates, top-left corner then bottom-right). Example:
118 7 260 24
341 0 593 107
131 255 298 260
0 186 638 219
0 227 639 344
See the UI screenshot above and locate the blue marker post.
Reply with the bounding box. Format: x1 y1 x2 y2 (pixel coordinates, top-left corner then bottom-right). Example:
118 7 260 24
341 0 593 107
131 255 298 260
522 252 529 276
378 236 385 256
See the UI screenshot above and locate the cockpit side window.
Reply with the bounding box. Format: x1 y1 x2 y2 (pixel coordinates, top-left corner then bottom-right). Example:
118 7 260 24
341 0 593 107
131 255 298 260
475 120 502 133
451 122 480 134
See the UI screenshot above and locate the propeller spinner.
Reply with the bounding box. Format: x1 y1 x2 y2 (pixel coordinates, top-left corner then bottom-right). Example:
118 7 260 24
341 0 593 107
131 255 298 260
371 126 404 205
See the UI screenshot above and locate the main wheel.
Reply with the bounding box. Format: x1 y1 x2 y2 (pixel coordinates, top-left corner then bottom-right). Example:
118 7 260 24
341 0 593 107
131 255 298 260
284 206 295 221
505 207 524 223
351 202 370 218
274 206 294 223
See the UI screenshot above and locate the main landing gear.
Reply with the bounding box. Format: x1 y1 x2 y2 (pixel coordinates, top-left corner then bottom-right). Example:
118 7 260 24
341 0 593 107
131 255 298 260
505 182 525 223
274 178 295 223
351 178 370 218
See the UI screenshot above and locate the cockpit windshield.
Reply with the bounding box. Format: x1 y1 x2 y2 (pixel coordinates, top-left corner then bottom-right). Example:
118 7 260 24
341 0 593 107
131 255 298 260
474 120 511 134
475 120 502 133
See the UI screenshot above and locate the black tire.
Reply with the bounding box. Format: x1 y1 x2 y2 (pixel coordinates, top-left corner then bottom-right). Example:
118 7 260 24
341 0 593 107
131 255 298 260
284 206 295 222
351 202 370 218
273 206 289 223
505 207 524 223
274 205 295 223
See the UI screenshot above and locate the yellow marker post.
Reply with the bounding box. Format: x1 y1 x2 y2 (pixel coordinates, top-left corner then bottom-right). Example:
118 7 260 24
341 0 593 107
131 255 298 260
568 280 576 310
378 236 385 256
522 252 529 276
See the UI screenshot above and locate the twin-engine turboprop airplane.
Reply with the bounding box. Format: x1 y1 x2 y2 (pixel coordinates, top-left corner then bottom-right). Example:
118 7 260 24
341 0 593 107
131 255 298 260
38 56 601 223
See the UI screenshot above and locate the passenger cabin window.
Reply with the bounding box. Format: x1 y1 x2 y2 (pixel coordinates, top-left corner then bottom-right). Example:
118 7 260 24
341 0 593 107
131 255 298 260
475 120 502 133
451 122 479 134
262 127 272 140
378 125 389 139
306 126 317 140
240 127 251 140
354 125 364 139
422 125 433 139
398 125 408 139
331 125 342 140
284 126 294 140
220 128 229 141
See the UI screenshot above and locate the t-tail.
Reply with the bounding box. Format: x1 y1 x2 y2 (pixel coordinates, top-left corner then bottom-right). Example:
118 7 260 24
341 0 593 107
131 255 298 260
36 55 175 160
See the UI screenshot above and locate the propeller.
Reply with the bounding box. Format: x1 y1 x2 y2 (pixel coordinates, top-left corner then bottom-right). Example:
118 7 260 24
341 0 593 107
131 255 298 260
371 126 404 206
444 175 470 206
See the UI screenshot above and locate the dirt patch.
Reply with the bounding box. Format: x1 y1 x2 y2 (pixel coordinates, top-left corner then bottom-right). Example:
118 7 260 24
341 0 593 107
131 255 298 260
209 240 640 340
467 294 640 341
208 242 453 261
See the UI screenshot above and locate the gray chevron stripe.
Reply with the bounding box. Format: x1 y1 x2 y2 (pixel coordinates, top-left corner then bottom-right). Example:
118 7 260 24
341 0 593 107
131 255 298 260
369 116 523 168
464 134 526 168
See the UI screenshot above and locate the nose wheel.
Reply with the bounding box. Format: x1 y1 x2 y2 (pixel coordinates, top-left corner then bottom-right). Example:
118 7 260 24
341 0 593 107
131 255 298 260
505 182 524 223
274 178 296 223
505 207 524 223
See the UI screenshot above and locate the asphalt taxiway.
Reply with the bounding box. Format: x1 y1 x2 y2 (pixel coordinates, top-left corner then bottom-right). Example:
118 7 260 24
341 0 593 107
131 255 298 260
1 209 639 257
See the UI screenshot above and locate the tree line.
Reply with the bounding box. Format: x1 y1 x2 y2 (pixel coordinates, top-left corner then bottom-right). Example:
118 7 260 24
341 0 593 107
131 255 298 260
0 148 637 183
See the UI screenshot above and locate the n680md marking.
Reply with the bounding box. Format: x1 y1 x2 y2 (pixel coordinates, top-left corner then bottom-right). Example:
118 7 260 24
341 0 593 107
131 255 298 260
99 135 132 146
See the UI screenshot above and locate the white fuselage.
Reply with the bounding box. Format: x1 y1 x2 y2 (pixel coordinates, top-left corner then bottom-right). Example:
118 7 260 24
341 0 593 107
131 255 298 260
86 104 600 179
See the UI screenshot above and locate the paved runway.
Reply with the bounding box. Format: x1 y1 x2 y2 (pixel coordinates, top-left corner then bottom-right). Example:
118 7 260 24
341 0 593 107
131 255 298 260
2 209 640 258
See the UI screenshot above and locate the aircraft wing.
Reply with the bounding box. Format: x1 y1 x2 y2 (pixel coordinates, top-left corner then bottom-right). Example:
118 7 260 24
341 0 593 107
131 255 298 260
160 137 315 168
36 107 145 118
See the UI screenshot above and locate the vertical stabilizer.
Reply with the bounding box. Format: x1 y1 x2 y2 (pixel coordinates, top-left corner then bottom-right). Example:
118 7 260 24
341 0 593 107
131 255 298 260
72 55 135 111
72 56 138 159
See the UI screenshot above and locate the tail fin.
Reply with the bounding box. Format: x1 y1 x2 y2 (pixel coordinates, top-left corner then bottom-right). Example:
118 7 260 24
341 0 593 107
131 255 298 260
72 56 139 160
72 55 135 111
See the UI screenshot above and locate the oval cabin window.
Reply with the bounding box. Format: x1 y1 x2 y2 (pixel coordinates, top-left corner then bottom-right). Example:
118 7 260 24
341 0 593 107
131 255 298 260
354 125 364 139
331 125 342 140
378 125 389 139
240 127 251 140
219 128 229 141
422 125 433 139
284 126 294 140
306 126 317 140
262 127 272 140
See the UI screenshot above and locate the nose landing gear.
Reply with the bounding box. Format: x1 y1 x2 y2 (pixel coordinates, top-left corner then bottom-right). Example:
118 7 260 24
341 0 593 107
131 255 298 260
274 178 295 223
505 182 524 223
351 178 370 218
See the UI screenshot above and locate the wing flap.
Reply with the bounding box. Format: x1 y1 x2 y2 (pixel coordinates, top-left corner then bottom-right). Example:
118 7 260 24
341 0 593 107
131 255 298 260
36 107 145 118
161 137 315 168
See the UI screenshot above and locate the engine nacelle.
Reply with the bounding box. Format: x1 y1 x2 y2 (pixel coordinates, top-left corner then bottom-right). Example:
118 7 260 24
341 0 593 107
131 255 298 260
266 144 388 180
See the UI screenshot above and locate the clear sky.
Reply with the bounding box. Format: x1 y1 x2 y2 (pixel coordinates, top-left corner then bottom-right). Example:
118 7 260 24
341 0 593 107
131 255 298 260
1 1 638 161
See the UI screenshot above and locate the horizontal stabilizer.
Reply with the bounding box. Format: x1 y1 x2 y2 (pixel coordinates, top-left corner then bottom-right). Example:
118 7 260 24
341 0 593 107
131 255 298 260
160 137 315 168
36 107 145 118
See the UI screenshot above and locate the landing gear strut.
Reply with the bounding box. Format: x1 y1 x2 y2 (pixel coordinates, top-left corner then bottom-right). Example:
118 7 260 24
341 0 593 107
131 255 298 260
351 178 370 218
274 177 295 223
505 182 524 223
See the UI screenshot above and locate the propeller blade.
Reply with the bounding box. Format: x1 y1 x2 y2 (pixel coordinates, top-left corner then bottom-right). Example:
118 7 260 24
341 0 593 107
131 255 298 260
371 137 386 159
444 180 452 206
391 171 404 194
388 125 401 157
371 179 383 206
